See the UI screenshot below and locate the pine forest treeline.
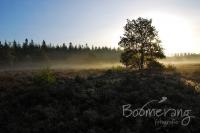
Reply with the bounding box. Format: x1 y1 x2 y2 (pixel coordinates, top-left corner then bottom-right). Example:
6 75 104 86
0 38 199 68
0 39 121 68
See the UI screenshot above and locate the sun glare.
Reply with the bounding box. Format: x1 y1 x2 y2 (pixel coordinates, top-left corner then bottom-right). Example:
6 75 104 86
140 12 195 56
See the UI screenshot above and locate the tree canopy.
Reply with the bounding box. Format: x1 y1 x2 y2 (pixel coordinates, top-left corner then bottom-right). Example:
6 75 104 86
119 17 166 69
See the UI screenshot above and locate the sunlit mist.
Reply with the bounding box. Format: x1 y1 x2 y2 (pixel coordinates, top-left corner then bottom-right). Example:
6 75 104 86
141 12 198 56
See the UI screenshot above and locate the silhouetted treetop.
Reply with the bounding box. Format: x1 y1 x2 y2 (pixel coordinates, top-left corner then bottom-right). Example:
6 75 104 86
119 17 165 69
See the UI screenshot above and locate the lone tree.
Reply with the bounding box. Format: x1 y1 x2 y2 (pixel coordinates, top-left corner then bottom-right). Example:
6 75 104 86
119 17 165 70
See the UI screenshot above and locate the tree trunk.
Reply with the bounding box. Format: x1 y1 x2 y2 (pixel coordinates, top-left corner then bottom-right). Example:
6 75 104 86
140 44 144 69
140 52 144 69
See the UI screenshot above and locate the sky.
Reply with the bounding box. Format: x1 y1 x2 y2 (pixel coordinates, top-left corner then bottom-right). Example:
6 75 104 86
0 0 200 55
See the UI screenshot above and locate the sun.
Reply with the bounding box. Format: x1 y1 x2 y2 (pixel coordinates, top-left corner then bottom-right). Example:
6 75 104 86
140 12 195 56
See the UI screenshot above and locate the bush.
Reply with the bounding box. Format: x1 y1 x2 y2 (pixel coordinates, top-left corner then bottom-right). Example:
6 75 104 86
33 67 56 86
165 64 177 71
146 61 165 70
109 66 126 73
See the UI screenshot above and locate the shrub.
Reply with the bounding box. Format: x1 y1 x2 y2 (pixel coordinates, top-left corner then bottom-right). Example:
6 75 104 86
33 67 56 86
146 61 165 70
165 64 177 71
109 66 126 73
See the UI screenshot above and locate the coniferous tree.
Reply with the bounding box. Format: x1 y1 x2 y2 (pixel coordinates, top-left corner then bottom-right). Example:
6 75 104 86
69 42 73 51
41 40 47 50
23 38 28 49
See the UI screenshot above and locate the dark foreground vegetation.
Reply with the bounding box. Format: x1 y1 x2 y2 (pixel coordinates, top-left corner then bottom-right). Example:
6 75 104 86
0 67 200 133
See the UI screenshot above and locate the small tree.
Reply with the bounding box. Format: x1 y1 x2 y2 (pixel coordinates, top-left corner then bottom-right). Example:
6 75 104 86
119 17 165 70
41 40 47 50
68 42 73 51
23 38 28 49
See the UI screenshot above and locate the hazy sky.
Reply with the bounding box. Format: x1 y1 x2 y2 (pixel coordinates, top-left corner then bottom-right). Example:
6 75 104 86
0 0 200 55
